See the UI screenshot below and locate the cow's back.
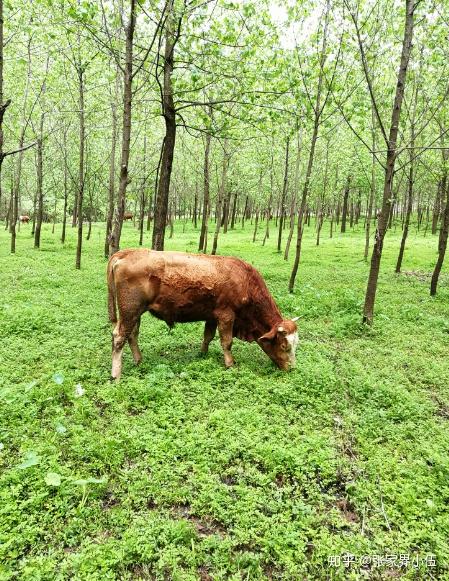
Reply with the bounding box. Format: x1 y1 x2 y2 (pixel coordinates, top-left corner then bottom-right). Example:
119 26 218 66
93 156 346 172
111 250 252 324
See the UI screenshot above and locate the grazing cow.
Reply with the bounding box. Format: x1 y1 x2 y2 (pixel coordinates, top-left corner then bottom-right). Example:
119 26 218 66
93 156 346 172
123 212 133 221
107 249 299 380
19 215 30 223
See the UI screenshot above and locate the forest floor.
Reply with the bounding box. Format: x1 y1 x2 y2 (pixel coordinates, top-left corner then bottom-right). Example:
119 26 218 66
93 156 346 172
1 219 449 580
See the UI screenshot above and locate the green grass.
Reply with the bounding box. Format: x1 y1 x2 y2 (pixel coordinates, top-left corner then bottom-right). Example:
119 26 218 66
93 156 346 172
1 218 449 580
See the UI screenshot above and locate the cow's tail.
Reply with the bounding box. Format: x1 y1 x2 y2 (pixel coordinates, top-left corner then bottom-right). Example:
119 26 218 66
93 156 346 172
107 256 118 324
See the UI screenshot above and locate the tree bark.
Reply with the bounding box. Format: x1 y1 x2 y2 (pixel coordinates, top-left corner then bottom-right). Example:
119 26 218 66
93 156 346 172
109 0 136 256
10 38 32 253
289 0 330 292
364 110 376 260
104 70 119 257
277 137 289 252
152 0 177 251
75 65 85 269
340 175 351 233
395 58 421 273
198 128 211 252
284 131 301 260
211 145 229 255
363 0 415 323
61 127 69 244
430 146 449 296
0 0 11 182
34 113 44 248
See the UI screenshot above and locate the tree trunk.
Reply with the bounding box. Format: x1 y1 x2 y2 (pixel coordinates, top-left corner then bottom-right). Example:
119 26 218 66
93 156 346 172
222 187 232 233
198 128 211 252
395 160 414 273
75 66 85 269
109 0 136 257
289 0 330 293
253 207 259 242
277 136 289 252
363 0 415 323
364 110 376 260
284 133 301 260
138 136 147 246
340 175 351 233
34 113 44 248
230 191 238 229
152 0 177 251
61 127 69 244
395 59 421 273
211 146 229 255
0 0 11 192
262 193 272 246
430 145 449 296
193 182 198 228
104 71 119 257
289 119 320 292
241 195 248 229
10 36 33 253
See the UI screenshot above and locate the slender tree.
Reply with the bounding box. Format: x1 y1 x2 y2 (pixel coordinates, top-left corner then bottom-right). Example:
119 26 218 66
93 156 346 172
362 0 416 323
152 0 178 250
109 0 137 256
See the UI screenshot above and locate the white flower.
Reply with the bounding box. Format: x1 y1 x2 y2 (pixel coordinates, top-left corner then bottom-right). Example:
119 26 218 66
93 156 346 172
74 384 85 397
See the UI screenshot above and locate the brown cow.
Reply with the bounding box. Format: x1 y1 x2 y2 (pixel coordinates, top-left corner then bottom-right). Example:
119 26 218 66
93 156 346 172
107 249 299 380
19 215 30 223
123 212 133 221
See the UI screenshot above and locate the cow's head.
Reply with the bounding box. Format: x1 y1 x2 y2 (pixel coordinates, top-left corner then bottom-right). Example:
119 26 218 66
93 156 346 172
257 317 299 371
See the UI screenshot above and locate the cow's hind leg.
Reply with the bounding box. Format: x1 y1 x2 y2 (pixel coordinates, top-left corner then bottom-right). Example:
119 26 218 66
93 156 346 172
128 317 142 365
201 320 217 354
111 317 138 381
217 313 235 368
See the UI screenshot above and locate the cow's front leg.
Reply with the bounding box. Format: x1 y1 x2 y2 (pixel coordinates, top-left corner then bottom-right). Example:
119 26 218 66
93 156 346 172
217 313 235 368
201 320 217 354
128 317 142 365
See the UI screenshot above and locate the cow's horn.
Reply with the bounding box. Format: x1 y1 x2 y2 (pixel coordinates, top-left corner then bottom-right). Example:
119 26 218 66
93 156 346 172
291 316 299 322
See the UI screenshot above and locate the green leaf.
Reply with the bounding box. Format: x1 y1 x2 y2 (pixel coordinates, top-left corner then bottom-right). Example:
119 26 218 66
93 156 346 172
53 372 64 385
17 451 40 469
45 472 62 486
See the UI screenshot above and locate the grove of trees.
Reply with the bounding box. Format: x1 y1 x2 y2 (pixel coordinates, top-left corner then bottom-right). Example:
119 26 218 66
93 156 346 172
1 0 448 323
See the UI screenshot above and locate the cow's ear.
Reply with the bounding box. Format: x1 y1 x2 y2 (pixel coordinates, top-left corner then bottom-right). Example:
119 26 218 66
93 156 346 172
258 327 277 343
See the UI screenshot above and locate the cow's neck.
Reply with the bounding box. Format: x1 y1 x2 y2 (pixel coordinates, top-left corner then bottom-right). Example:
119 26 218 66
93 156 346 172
254 303 282 335
235 284 283 342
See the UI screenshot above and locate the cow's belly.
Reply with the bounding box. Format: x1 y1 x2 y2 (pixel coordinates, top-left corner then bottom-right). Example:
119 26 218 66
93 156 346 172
147 289 219 325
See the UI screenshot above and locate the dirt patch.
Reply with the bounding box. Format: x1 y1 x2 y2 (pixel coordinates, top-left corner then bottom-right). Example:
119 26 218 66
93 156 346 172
171 503 227 537
102 492 120 510
335 498 359 523
127 564 154 579
400 270 431 282
431 394 449 419
220 474 238 486
198 566 213 581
